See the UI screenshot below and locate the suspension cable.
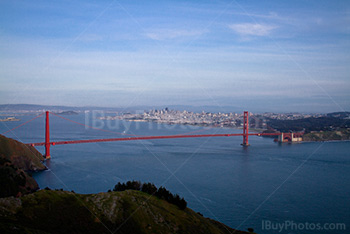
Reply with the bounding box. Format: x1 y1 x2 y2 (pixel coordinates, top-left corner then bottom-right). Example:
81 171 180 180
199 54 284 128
50 112 211 137
1 112 45 135
50 112 140 137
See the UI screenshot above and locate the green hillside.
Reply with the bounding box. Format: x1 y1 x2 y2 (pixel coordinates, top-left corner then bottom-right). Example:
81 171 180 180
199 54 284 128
0 135 46 197
0 189 249 234
0 135 251 234
0 134 45 171
303 129 350 141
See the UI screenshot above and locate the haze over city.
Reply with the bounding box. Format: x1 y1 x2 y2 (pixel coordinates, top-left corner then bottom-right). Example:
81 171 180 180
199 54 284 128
1 0 349 113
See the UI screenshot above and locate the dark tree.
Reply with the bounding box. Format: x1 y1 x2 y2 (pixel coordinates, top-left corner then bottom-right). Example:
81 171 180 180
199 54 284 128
141 182 157 195
113 182 126 191
178 198 187 210
126 180 141 190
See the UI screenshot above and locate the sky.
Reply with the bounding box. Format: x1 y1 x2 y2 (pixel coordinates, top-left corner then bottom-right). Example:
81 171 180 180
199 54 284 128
0 0 349 113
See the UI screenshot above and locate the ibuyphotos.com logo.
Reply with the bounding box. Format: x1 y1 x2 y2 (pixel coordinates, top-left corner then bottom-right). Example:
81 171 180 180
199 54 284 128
262 220 346 233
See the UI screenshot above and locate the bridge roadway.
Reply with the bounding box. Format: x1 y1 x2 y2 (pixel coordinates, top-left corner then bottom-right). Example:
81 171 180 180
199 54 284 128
27 132 280 146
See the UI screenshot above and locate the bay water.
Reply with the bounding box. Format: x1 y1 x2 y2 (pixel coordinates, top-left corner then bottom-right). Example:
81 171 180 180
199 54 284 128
1 113 349 234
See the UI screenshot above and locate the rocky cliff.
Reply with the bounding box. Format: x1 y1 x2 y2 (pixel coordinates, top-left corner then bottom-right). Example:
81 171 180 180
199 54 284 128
0 135 46 197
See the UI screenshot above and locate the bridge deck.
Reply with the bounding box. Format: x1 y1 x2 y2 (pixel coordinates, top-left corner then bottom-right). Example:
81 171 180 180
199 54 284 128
27 132 281 146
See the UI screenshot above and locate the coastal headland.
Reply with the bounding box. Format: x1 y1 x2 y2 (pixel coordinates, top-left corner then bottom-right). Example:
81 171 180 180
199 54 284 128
0 134 251 234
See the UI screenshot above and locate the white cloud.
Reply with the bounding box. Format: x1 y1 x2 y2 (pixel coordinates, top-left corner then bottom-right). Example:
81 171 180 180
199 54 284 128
145 29 206 40
229 23 277 36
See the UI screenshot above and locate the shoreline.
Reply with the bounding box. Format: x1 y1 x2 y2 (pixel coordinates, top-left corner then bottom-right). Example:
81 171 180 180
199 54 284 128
301 139 350 143
114 118 269 132
113 118 350 143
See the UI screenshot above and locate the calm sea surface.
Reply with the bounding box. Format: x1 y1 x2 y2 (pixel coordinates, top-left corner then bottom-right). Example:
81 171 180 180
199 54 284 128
1 113 349 234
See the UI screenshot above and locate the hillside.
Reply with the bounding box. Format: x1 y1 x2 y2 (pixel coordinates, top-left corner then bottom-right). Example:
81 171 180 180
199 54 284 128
0 135 46 198
267 116 349 133
0 189 249 234
0 134 46 171
303 129 350 142
0 135 251 233
0 157 41 198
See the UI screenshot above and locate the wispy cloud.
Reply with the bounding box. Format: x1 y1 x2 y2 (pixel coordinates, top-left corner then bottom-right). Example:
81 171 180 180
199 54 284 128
145 29 206 40
78 34 103 42
228 23 277 36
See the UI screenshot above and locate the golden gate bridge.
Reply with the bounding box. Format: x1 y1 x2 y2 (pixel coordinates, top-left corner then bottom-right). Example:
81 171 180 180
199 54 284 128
2 111 303 159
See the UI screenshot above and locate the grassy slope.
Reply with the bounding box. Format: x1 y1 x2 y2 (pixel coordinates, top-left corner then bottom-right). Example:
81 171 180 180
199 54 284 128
0 134 45 171
0 190 248 234
0 135 47 197
303 129 350 142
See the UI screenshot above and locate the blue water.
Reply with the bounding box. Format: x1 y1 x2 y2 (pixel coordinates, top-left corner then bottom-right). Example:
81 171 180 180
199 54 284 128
1 113 349 234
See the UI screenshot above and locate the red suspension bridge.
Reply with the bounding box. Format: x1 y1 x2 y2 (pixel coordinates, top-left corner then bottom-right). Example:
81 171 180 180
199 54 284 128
3 111 303 159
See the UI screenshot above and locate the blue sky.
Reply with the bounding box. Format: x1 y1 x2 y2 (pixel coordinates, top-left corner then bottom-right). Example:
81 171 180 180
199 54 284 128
0 0 349 113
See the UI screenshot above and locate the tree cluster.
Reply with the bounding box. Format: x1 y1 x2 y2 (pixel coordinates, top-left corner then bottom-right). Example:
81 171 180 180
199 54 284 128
114 180 141 191
112 180 187 210
267 116 349 133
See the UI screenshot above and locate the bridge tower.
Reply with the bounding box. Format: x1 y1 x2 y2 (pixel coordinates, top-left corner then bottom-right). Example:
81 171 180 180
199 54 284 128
241 111 250 146
45 111 51 159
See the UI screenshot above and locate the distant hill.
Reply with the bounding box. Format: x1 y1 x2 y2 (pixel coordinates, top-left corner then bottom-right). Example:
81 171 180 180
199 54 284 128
0 104 122 112
54 110 79 115
0 104 78 111
326 112 350 119
0 104 243 114
303 129 350 142
267 113 350 133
